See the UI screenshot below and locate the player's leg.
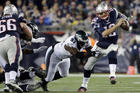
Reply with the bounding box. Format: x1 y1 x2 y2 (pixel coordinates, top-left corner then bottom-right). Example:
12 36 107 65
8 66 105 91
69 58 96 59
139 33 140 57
6 36 23 92
108 51 117 84
19 82 41 92
41 46 58 91
0 38 14 92
55 58 70 80
78 55 103 92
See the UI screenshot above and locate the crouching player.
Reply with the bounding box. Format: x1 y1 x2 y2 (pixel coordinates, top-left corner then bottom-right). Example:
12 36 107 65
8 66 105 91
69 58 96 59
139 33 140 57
41 30 102 91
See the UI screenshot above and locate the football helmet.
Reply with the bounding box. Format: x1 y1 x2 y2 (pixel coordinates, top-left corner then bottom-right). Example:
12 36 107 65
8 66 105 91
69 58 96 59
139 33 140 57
3 4 18 15
75 30 88 47
96 2 110 20
27 23 39 38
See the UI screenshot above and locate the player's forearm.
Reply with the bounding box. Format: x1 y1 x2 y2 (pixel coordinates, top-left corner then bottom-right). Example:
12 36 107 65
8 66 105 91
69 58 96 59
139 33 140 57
102 24 119 37
20 23 33 41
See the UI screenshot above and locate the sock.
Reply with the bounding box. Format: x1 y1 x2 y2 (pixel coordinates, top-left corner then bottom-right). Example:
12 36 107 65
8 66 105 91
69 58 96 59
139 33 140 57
81 77 90 88
109 64 116 78
5 72 10 84
9 71 17 81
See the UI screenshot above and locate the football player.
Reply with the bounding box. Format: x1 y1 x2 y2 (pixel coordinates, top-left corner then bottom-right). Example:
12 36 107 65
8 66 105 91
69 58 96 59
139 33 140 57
41 30 102 91
21 22 47 54
77 1 129 92
0 65 44 92
0 4 32 93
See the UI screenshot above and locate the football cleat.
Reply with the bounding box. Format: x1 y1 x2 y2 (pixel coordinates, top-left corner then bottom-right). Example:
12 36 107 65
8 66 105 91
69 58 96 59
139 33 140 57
7 80 23 93
110 76 117 84
77 87 87 92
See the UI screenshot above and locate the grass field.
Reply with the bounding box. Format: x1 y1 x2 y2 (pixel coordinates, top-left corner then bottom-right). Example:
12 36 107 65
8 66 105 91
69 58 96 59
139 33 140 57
1 74 140 93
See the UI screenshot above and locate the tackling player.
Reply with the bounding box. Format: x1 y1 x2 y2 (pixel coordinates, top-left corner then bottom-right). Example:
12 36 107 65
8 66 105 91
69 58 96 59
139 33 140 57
41 30 101 91
78 1 129 92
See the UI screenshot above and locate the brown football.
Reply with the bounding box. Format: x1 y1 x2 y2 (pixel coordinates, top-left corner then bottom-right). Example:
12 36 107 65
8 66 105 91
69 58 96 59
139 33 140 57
120 21 129 31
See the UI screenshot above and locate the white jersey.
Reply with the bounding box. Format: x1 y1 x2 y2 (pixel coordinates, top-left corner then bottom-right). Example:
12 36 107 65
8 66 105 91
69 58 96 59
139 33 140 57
54 36 91 59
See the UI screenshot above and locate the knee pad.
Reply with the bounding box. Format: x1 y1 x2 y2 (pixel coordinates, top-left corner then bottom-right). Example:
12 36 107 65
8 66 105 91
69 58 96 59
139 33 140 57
108 51 117 64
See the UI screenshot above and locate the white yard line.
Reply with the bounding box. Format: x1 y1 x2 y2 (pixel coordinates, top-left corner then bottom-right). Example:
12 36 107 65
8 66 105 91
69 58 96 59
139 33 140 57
69 73 140 77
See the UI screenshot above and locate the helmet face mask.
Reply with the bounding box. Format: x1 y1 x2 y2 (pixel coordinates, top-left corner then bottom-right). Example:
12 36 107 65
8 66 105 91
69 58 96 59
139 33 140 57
96 2 110 20
96 10 109 20
3 4 18 15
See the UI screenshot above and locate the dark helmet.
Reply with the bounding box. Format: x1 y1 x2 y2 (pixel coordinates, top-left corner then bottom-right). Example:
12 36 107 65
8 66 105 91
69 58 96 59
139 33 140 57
27 23 39 38
75 30 88 47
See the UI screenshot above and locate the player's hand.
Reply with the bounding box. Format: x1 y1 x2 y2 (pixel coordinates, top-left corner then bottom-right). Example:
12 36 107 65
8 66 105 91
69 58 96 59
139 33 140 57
31 37 45 43
116 18 125 27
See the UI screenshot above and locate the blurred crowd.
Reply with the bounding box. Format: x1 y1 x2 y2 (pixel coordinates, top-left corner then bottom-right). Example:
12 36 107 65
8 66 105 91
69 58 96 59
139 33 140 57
0 0 140 29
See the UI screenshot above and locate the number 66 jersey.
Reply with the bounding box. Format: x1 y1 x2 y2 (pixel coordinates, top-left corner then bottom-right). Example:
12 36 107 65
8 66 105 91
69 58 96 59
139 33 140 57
0 14 26 64
0 14 26 38
91 8 119 49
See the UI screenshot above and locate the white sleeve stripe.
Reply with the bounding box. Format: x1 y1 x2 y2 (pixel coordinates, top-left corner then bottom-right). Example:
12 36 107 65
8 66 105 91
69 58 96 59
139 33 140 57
113 8 118 18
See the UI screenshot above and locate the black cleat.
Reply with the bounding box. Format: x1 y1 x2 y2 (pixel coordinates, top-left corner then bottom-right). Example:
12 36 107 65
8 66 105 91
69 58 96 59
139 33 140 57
77 87 87 92
110 76 117 85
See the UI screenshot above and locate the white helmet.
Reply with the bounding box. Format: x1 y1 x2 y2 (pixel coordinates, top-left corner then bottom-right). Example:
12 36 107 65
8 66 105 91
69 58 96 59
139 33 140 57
96 2 110 19
3 4 18 15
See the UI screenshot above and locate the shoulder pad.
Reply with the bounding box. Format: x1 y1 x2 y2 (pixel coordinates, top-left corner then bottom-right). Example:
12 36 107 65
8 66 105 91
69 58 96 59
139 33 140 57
110 8 118 18
91 17 99 25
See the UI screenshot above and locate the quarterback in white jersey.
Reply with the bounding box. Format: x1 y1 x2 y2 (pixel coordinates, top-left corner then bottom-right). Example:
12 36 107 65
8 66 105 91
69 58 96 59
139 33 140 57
41 30 98 91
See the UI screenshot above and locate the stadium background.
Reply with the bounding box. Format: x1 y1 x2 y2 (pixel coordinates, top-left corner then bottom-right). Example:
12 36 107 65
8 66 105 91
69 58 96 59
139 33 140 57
0 0 140 73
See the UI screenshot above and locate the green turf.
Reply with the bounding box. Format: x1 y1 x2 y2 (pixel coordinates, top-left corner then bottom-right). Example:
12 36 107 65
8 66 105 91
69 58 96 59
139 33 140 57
1 74 140 93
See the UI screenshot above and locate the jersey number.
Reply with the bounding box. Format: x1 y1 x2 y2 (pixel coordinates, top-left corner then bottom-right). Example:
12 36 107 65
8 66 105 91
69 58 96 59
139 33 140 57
0 19 17 33
104 24 116 37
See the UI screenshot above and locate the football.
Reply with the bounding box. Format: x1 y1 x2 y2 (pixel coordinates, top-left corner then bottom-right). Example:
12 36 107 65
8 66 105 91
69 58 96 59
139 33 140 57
120 20 129 31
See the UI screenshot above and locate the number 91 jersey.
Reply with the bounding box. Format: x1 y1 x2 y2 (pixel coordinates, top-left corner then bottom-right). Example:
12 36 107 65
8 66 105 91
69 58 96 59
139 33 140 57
91 8 119 48
0 14 26 38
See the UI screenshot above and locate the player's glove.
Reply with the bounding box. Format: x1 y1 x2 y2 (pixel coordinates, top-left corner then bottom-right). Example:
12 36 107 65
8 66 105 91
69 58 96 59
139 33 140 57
33 46 48 53
31 37 45 43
